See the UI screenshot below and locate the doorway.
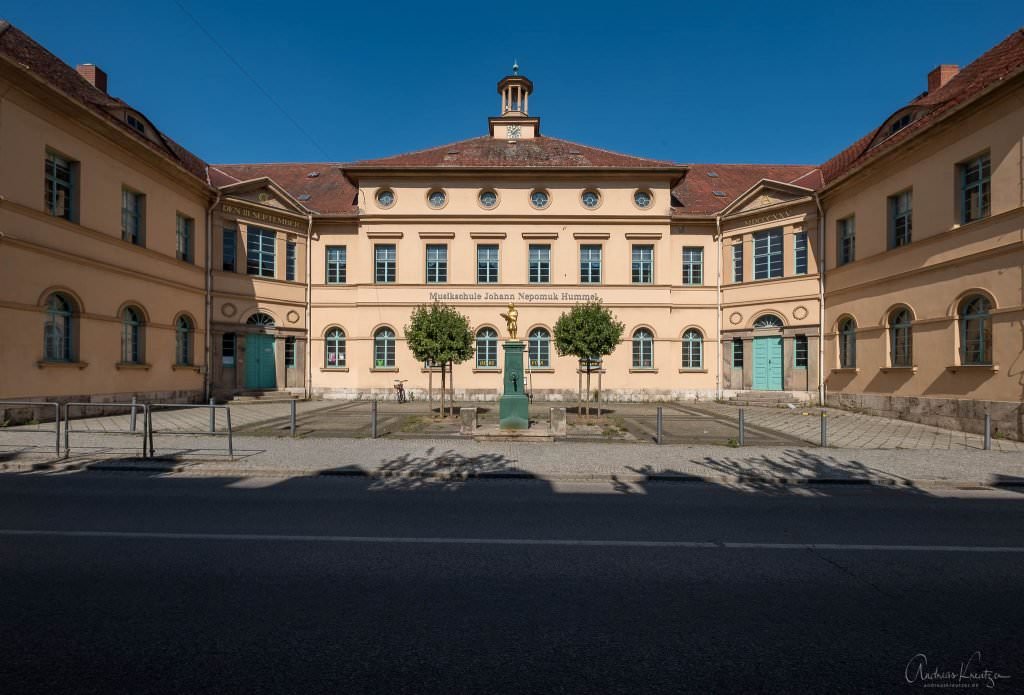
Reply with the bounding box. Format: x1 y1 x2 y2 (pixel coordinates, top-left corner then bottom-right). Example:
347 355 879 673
245 334 276 389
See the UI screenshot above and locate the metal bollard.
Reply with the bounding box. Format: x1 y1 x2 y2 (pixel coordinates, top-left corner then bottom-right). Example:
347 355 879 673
209 398 216 433
656 406 663 445
738 408 745 447
820 411 828 447
290 399 297 437
130 396 138 433
984 414 992 450
55 404 61 458
63 403 70 458
371 400 378 439
225 407 234 459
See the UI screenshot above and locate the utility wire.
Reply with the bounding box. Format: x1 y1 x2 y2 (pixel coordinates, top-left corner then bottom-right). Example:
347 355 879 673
171 0 331 159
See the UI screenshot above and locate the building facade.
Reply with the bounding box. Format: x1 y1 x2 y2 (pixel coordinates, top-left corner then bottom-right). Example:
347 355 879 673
1 20 1022 437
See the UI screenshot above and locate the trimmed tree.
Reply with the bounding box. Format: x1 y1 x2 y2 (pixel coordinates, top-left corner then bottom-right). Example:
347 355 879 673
404 303 474 417
552 301 625 417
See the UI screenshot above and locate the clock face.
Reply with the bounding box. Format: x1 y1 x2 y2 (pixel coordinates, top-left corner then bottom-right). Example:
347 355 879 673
479 190 498 208
427 190 446 208
634 190 652 208
507 124 522 139
530 190 549 209
376 189 395 208
581 191 600 209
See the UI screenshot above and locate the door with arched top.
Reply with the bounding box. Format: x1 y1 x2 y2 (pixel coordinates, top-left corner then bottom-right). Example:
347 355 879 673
752 315 784 391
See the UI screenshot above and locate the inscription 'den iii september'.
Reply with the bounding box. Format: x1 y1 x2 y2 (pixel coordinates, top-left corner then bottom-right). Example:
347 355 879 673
429 291 601 303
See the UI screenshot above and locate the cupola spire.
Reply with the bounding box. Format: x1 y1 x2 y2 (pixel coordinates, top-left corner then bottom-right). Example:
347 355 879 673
489 65 541 139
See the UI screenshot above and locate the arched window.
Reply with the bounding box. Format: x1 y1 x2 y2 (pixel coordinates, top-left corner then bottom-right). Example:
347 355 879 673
43 293 74 362
175 316 193 366
121 307 143 364
889 308 912 368
681 329 703 369
838 318 857 368
528 328 550 368
246 312 275 327
632 329 653 369
754 314 783 329
476 328 498 369
959 295 992 365
374 327 395 368
325 328 346 368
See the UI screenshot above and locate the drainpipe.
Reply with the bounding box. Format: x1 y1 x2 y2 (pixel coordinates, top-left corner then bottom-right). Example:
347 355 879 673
814 193 826 407
305 213 313 400
715 215 723 400
204 188 222 401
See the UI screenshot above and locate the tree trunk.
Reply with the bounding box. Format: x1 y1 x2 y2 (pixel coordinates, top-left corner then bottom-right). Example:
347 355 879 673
585 365 592 419
428 368 434 417
440 364 446 420
448 362 455 418
577 361 583 418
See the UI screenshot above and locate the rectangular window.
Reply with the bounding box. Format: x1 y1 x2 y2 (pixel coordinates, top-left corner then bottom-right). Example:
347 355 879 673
682 247 703 285
176 214 194 263
477 245 499 284
221 333 235 366
732 242 744 283
326 246 347 284
794 232 808 274
375 244 396 283
45 152 74 220
580 245 602 284
529 244 551 284
753 229 783 280
837 217 855 266
732 338 744 368
960 154 991 224
246 227 275 277
286 241 297 281
426 244 448 283
794 335 808 368
889 190 913 248
285 336 296 368
122 189 143 245
631 245 654 284
222 229 236 272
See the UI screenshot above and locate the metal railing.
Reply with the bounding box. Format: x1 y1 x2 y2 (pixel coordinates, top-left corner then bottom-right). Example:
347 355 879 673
0 401 61 457
63 402 149 458
146 403 233 459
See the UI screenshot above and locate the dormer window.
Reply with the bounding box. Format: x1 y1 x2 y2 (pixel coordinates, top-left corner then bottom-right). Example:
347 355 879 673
889 113 913 135
125 112 146 135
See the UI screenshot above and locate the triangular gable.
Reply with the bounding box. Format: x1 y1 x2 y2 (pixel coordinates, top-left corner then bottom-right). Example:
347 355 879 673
218 177 309 214
721 179 815 217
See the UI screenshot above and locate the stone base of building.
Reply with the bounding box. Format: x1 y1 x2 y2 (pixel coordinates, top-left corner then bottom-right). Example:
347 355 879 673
312 387 720 403
826 393 1023 442
0 390 203 426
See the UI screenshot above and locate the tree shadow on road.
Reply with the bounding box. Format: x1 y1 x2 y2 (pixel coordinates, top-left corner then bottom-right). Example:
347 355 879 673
366 446 526 491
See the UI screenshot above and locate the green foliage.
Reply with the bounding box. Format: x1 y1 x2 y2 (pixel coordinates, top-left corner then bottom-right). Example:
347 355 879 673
404 303 474 366
553 301 625 363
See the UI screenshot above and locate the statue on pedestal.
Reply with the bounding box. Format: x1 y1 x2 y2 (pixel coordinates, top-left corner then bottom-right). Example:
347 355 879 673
499 303 519 341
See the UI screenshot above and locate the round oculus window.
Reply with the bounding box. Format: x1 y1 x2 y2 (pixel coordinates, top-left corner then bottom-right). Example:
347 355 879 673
376 189 396 208
427 190 447 209
479 190 498 209
530 190 550 209
634 190 653 209
581 190 601 209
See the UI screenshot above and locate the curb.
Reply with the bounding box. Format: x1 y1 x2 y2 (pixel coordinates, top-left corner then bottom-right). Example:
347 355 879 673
2 459 1020 490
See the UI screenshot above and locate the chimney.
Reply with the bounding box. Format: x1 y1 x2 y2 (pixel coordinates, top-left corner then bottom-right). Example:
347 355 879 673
76 64 108 94
927 64 959 93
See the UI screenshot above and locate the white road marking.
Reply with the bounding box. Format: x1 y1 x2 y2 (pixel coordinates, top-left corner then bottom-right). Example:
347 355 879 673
1 529 1023 553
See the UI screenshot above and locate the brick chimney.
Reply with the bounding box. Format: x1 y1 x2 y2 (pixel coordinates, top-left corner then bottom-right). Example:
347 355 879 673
76 64 108 94
927 64 959 93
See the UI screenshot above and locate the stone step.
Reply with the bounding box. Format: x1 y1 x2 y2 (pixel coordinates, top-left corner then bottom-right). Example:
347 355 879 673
229 391 300 403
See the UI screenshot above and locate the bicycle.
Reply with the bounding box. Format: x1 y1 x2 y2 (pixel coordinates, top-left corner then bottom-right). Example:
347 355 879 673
394 380 408 404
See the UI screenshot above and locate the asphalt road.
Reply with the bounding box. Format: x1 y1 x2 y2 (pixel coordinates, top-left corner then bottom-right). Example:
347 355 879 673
1 472 1022 694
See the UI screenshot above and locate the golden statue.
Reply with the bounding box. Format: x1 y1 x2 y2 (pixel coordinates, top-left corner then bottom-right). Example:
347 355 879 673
500 303 519 340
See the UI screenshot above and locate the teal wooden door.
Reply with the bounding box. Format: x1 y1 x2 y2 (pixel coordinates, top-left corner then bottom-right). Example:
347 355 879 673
753 336 783 390
245 334 276 389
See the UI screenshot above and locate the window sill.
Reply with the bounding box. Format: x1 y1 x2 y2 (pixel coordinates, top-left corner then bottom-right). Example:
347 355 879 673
526 368 554 373
946 364 999 374
36 360 88 370
831 368 859 374
116 362 151 370
370 367 399 373
678 368 708 373
472 368 502 373
320 367 349 372
172 364 201 372
629 368 658 374
880 366 917 374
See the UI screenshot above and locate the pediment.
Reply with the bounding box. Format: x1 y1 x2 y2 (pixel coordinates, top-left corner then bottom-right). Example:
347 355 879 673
721 179 815 217
217 177 308 214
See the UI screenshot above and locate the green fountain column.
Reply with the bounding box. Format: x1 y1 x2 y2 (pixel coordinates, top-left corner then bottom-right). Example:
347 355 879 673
499 340 529 429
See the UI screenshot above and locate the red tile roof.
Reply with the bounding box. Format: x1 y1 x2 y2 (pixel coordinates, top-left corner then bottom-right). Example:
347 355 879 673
673 164 821 216
822 28 1024 184
0 21 208 182
344 134 683 171
210 163 358 215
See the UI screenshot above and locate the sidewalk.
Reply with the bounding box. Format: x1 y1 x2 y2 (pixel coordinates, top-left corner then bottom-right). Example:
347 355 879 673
3 433 1024 489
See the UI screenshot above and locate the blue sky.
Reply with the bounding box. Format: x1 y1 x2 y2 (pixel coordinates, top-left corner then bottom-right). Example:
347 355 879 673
4 1 1023 166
